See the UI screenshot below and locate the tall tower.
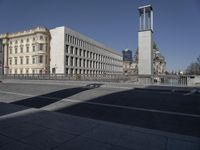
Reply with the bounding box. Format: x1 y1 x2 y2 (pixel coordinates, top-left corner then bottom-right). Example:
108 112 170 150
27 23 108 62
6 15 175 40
138 5 153 76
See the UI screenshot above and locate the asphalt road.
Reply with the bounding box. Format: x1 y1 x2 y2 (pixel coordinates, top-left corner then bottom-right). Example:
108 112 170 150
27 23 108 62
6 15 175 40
0 81 200 137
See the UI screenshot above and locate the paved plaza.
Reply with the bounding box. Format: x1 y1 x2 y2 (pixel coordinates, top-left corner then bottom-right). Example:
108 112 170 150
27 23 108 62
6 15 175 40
0 79 200 150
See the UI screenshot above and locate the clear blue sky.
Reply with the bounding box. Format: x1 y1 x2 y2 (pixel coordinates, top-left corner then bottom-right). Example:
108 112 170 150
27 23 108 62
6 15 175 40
0 0 200 72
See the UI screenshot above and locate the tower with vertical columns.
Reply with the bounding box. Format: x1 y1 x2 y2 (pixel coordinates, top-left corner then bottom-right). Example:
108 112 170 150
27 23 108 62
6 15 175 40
138 5 153 76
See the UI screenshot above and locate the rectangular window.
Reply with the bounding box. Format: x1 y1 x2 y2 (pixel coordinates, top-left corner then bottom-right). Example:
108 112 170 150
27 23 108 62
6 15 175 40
87 51 89 58
75 58 78 67
9 58 12 65
32 57 35 64
20 57 23 64
75 48 78 55
40 36 43 40
33 45 35 52
79 49 82 56
39 56 43 63
26 69 29 74
20 47 23 53
26 57 29 64
14 57 17 65
65 56 68 65
79 59 82 67
70 46 73 54
70 57 73 66
83 50 86 57
39 44 44 51
26 46 29 52
9 48 12 54
65 45 69 53
15 47 18 53
65 68 68 74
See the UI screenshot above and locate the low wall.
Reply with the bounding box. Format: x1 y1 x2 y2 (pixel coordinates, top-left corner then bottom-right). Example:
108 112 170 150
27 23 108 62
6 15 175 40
187 76 200 86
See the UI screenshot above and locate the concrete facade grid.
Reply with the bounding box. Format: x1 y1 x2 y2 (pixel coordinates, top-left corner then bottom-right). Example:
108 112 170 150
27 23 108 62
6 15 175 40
50 26 123 75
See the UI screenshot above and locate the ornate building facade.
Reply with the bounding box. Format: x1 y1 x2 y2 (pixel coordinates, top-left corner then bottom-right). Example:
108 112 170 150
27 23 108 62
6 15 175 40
0 27 51 74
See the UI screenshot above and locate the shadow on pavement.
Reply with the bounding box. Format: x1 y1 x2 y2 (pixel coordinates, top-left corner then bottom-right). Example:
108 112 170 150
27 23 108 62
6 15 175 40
55 86 200 137
12 83 103 108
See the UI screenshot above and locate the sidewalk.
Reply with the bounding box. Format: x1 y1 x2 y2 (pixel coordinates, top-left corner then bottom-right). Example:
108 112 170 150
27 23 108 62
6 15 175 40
0 102 199 150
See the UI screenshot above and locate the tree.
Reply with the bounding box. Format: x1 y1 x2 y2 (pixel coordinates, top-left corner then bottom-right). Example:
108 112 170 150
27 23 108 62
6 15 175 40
186 55 200 75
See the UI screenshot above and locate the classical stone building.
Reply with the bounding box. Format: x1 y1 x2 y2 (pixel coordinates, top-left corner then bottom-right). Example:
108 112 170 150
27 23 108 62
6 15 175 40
50 26 123 75
0 26 123 75
123 42 166 75
0 27 51 74
153 46 166 75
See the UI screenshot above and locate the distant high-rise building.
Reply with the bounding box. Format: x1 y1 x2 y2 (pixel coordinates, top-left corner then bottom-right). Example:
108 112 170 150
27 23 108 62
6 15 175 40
122 48 132 62
122 48 133 74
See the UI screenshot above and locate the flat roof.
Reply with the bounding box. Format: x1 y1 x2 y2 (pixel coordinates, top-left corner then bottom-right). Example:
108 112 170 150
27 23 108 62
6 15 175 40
138 5 153 11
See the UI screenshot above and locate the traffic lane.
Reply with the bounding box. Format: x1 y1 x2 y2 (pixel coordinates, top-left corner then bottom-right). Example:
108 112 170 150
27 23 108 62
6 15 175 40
56 102 200 138
86 89 200 115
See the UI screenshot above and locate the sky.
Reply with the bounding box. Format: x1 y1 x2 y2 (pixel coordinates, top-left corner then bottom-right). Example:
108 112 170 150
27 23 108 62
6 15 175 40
0 0 200 72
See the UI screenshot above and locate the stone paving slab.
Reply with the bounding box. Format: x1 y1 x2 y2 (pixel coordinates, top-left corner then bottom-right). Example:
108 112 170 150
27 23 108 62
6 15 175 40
20 129 76 150
0 141 36 150
0 102 200 150
27 111 99 135
84 123 167 150
166 139 200 150
0 123 46 139
54 136 112 150
0 134 14 147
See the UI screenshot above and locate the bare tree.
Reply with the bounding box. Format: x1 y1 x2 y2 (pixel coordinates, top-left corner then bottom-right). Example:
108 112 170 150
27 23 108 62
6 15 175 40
186 55 200 75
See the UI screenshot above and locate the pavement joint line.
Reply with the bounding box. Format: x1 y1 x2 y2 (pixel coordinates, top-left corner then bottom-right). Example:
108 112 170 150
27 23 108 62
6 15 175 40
1 90 200 118
0 90 33 97
61 98 200 118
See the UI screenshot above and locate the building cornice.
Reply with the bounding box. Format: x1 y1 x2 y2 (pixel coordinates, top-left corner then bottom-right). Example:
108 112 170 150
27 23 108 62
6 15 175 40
0 27 50 39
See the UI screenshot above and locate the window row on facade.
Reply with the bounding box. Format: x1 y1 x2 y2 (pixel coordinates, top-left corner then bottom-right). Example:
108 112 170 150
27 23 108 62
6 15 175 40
9 55 45 65
9 68 46 74
65 34 121 60
65 68 121 75
8 43 47 54
65 56 121 70
65 45 121 66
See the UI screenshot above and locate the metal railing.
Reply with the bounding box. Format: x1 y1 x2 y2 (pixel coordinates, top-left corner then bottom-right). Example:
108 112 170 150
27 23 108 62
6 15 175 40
0 74 128 83
0 74 199 86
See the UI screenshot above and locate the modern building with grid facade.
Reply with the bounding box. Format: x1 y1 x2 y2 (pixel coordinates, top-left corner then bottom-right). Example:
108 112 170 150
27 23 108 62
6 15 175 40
0 27 51 75
50 26 123 75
